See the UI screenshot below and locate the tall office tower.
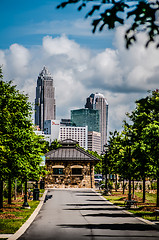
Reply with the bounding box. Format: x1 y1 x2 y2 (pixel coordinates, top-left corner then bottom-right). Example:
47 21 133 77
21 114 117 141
85 93 108 152
88 131 101 155
71 108 100 132
35 66 56 130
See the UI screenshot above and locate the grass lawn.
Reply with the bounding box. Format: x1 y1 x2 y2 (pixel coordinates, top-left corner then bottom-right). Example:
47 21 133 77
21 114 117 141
0 196 40 234
102 189 158 222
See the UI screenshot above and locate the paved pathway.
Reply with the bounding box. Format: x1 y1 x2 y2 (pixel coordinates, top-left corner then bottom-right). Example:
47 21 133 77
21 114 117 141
17 189 159 240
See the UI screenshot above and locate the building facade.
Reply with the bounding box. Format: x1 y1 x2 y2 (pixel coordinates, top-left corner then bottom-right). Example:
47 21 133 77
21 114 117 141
88 131 101 155
44 119 88 150
60 126 88 150
35 66 56 130
71 108 100 132
60 119 72 126
45 139 100 188
85 93 108 152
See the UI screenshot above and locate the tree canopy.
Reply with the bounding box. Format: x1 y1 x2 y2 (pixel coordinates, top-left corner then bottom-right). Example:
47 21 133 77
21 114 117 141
0 67 45 207
105 90 159 205
57 0 159 48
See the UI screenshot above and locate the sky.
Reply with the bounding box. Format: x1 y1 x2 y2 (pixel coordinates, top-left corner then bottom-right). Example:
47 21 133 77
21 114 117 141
0 0 159 135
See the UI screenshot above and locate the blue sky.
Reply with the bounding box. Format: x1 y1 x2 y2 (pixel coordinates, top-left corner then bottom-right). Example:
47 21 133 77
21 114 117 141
0 0 158 134
0 0 114 49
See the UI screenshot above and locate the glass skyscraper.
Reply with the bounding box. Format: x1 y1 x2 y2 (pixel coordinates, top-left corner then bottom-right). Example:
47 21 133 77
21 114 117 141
71 108 100 133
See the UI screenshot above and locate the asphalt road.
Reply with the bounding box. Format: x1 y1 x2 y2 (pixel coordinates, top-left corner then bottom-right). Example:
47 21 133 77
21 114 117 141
18 189 159 240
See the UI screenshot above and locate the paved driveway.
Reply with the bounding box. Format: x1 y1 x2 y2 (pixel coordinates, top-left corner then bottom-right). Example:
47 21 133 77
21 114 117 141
18 189 159 240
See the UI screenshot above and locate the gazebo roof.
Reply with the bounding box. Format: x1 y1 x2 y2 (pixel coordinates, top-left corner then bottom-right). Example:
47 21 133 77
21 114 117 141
45 139 100 162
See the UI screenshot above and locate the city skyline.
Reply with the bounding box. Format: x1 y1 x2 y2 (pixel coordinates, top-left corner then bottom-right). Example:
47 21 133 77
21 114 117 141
0 1 158 135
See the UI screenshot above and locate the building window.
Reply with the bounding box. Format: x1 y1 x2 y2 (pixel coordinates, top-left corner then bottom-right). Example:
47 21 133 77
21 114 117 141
72 168 82 175
53 168 64 175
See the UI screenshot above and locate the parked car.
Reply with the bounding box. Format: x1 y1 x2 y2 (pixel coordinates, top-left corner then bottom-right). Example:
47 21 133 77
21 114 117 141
94 174 103 185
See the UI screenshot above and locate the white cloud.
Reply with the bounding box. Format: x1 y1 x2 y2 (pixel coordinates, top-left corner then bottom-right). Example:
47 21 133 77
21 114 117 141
0 31 159 134
42 35 90 63
8 44 30 75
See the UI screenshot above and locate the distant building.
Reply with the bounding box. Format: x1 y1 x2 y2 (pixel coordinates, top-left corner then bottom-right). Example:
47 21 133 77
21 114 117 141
88 131 101 155
35 66 56 130
33 125 51 144
85 93 108 152
60 126 88 150
60 119 72 126
71 108 100 132
44 120 60 142
44 119 88 150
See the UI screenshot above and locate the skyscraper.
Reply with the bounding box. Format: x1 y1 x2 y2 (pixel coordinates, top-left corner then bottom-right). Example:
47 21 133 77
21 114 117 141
85 93 108 151
71 108 100 132
35 66 56 130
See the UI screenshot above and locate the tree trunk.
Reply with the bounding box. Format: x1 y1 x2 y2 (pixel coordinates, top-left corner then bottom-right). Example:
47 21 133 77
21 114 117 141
132 179 135 199
128 145 131 201
90 163 92 188
14 179 17 200
0 179 3 209
123 179 125 194
128 176 131 201
115 174 117 192
8 176 12 204
22 183 23 195
143 177 146 203
157 178 159 207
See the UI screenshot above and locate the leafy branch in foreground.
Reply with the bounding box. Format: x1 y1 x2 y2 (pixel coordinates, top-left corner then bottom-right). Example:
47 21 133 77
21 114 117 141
57 0 159 48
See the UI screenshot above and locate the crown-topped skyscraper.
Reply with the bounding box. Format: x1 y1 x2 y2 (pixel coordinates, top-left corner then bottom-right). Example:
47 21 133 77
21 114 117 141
85 93 108 152
35 66 56 130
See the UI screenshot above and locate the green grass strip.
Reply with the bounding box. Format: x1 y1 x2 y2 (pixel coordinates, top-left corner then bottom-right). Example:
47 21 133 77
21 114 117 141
0 200 39 234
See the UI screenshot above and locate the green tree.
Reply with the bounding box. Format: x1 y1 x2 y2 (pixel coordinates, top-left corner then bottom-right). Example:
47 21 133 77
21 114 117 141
49 139 62 151
108 126 139 198
87 150 102 174
107 131 121 182
42 139 62 154
0 67 44 207
57 0 159 48
142 122 159 205
127 90 159 205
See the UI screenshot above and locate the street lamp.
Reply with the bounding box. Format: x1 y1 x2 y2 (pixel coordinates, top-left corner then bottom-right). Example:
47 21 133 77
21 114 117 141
103 143 109 194
22 180 30 209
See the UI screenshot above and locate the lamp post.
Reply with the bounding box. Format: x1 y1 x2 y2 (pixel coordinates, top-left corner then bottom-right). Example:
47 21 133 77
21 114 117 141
22 180 30 209
103 143 109 194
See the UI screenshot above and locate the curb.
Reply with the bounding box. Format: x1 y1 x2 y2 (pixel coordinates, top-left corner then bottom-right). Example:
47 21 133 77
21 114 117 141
0 234 13 239
7 190 48 240
95 190 159 231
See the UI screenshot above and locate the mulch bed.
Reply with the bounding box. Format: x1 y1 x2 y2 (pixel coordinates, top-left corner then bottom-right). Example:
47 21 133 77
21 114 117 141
0 195 32 219
0 213 22 219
